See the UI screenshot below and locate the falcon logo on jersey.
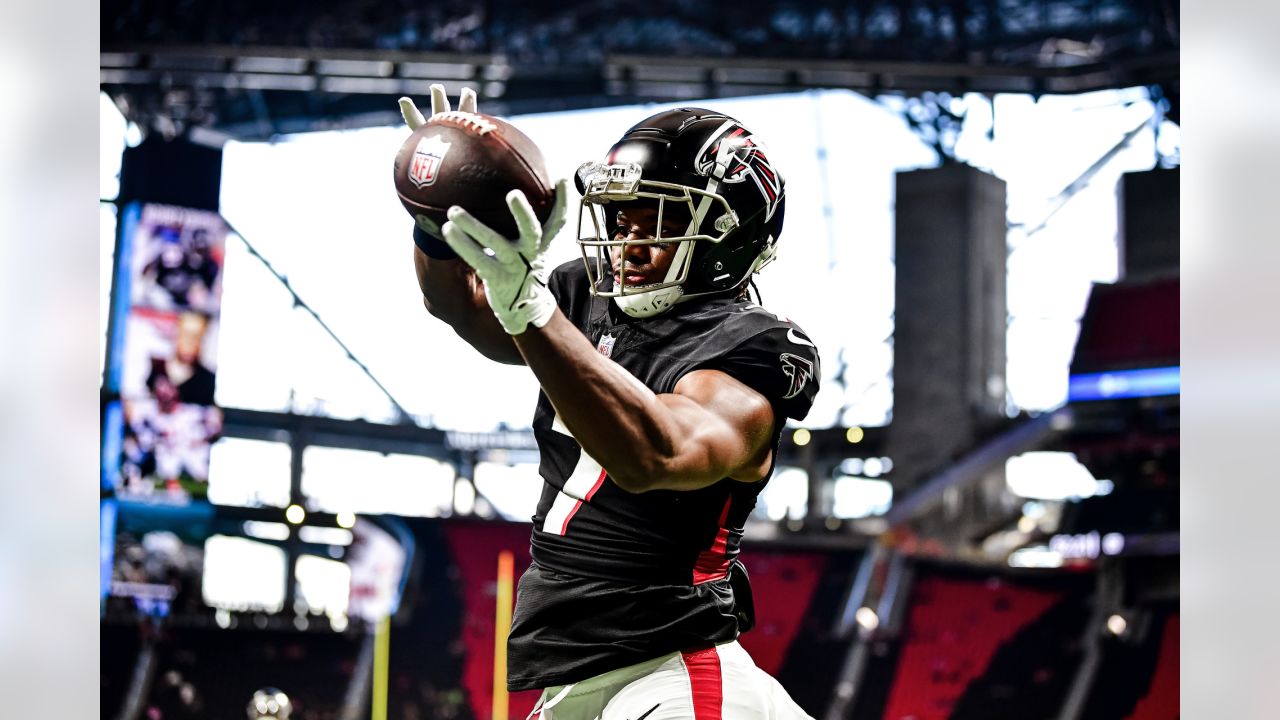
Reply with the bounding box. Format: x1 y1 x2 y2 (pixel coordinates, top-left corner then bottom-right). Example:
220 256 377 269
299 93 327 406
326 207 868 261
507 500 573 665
596 333 617 358
780 352 814 400
408 134 451 188
695 123 783 221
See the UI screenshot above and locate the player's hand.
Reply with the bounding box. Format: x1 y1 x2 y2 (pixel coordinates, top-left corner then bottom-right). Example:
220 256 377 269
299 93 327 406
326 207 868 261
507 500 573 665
441 179 569 335
400 84 479 262
398 84 478 130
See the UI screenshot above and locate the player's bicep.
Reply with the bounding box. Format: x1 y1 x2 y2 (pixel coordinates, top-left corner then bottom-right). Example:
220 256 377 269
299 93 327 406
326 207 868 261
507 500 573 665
653 369 777 490
413 246 524 365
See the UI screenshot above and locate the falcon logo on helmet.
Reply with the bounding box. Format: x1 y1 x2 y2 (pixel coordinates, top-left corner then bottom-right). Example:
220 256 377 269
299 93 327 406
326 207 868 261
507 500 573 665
695 124 783 222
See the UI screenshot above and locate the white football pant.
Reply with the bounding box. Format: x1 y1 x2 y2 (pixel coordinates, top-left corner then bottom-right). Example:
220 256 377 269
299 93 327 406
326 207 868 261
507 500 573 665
527 640 814 720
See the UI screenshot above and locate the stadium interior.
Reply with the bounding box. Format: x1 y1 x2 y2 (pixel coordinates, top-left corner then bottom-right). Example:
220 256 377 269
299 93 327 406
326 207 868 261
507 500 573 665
100 1 1179 718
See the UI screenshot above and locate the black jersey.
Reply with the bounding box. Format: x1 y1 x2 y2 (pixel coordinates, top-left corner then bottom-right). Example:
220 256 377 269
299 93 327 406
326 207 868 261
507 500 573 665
506 260 821 691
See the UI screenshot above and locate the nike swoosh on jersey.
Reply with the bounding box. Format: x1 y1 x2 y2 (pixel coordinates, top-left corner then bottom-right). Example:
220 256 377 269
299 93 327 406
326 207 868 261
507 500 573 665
786 327 815 348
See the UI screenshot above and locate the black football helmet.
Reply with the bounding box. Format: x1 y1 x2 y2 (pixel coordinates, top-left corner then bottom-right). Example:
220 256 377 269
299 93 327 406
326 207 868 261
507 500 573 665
575 108 786 318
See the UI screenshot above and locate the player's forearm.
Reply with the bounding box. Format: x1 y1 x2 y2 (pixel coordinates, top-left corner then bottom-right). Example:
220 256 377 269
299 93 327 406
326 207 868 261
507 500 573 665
414 247 523 364
415 245 476 317
513 311 702 491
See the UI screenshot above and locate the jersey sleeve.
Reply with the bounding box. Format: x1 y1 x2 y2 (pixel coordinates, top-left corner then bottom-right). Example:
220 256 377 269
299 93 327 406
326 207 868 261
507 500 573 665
546 258 602 335
699 323 821 422
546 259 581 310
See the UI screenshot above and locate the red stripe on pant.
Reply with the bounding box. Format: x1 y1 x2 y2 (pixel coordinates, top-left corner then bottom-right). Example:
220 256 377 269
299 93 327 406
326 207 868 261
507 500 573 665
681 646 723 720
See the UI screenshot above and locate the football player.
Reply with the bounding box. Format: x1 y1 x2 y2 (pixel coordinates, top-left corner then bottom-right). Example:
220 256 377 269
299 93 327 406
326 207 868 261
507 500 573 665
402 86 821 719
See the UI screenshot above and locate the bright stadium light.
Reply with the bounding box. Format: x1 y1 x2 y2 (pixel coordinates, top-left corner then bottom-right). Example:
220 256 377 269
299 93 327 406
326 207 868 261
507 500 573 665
1101 532 1126 556
202 536 287 613
454 479 475 515
760 467 808 522
285 504 306 525
1106 614 1128 636
1068 366 1179 401
839 458 864 475
854 607 880 631
1006 452 1103 500
298 526 353 546
832 476 892 519
243 520 290 541
1007 546 1064 568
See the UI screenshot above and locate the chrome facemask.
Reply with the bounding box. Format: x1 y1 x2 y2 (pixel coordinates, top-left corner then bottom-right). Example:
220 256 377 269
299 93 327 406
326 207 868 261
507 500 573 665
575 161 740 317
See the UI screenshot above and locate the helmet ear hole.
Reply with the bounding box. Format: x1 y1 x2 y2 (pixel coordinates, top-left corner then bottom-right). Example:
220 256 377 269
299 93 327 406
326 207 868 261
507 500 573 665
696 238 757 292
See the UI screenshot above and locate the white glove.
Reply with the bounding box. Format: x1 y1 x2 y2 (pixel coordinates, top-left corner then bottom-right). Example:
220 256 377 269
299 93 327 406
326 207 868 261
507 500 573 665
441 180 569 335
398 84 478 130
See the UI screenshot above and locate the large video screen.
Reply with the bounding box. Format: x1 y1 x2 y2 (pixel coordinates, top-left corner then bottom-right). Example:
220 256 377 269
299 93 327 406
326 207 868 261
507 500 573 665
104 203 228 504
125 203 226 315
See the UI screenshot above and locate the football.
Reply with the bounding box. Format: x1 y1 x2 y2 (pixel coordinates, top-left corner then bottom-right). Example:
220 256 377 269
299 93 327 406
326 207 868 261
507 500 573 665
393 111 554 241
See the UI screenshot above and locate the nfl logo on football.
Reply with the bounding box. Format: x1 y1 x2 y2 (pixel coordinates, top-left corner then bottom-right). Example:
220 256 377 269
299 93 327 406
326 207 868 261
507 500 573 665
409 134 452 188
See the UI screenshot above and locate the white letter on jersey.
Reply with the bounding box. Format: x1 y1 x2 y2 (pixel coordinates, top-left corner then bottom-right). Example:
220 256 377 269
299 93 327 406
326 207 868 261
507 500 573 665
542 414 608 536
